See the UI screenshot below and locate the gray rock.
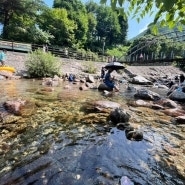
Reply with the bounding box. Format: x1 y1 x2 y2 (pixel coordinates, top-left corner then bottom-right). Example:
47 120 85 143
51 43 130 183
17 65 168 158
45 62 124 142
109 107 131 124
168 90 185 101
134 88 161 101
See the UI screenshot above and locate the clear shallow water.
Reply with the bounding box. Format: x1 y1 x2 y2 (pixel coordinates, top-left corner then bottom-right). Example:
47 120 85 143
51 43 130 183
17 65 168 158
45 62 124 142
0 79 184 185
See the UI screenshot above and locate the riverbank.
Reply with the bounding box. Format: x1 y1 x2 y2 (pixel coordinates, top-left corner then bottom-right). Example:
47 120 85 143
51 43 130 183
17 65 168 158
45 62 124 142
5 51 185 78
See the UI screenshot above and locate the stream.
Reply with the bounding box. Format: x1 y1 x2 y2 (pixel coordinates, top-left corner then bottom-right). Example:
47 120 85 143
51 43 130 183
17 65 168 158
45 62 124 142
0 79 184 185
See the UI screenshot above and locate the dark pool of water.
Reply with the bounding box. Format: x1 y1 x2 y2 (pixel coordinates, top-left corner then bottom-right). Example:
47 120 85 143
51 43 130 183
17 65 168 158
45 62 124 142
0 79 184 185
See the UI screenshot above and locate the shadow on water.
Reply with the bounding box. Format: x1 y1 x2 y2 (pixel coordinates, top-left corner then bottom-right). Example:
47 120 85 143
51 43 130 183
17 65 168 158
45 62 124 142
0 79 184 185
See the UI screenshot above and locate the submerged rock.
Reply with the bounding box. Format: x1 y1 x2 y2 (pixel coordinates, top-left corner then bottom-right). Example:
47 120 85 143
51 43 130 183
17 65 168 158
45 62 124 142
96 100 120 108
3 99 36 116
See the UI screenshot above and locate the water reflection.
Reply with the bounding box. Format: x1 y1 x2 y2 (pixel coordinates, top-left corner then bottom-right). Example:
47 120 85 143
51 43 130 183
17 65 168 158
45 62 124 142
0 79 184 185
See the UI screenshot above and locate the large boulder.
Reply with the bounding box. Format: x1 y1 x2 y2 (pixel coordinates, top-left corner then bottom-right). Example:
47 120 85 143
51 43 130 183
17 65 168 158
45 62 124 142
134 89 161 101
130 75 153 85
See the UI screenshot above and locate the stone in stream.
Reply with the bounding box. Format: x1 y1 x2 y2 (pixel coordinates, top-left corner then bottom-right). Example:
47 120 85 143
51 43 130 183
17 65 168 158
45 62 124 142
86 100 121 113
120 176 134 185
109 107 131 124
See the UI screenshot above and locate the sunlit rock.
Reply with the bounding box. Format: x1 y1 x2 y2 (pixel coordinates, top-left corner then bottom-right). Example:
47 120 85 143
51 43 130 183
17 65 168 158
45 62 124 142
85 82 94 88
134 88 161 101
154 98 178 108
0 75 6 80
1 114 21 124
86 75 95 83
120 176 134 185
130 75 153 85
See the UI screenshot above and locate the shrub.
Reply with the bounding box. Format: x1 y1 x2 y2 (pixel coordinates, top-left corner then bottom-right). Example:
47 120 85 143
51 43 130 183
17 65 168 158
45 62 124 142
25 49 61 78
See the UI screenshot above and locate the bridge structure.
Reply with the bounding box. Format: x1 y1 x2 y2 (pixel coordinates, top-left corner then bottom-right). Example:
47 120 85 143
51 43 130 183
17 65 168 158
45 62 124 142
119 30 185 66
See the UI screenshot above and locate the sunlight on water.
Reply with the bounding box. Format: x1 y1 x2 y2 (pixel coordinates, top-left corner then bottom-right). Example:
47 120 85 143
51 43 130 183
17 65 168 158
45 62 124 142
0 79 184 185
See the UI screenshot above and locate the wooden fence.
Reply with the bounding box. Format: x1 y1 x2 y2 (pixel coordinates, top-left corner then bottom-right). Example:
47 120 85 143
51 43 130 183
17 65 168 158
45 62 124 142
0 40 107 62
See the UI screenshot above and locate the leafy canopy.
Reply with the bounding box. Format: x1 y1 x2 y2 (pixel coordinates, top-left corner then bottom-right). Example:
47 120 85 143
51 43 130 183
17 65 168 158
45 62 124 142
101 0 185 34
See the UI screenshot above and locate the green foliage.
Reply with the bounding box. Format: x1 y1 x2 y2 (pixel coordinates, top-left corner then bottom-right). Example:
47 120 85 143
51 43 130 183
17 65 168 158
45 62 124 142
53 0 88 47
96 6 121 45
102 0 185 34
39 8 76 47
85 1 128 52
6 15 54 43
82 61 97 74
106 45 129 59
128 32 185 60
0 0 45 39
0 0 128 52
25 49 61 78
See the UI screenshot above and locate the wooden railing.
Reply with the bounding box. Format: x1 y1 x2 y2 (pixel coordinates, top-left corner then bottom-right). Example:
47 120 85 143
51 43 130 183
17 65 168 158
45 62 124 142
0 40 108 62
0 40 31 52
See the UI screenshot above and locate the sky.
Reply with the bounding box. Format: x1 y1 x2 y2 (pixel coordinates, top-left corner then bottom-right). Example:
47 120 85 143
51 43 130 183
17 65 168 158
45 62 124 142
44 0 156 40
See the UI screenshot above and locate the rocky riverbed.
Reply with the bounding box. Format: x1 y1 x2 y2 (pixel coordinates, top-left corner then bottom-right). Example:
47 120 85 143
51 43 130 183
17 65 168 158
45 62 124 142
0 51 185 184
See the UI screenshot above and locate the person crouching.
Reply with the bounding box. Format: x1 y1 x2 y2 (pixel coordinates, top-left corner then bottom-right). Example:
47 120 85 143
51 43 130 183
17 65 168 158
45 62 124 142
104 68 119 92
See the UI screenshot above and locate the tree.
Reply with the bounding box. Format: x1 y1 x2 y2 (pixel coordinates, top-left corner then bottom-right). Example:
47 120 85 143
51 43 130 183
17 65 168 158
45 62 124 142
85 12 97 50
38 8 76 47
0 0 45 39
2 9 53 43
96 6 121 46
85 0 99 13
101 0 185 34
116 14 128 45
53 0 88 48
